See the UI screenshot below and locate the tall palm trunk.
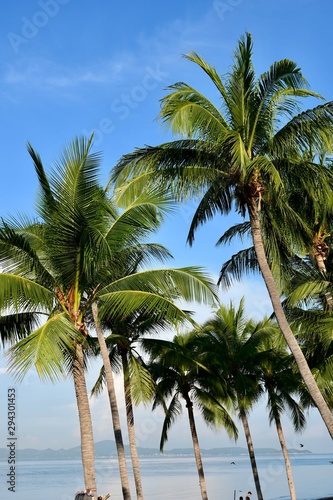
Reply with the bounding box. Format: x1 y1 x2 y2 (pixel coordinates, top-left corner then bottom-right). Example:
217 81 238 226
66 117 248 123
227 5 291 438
184 394 208 500
274 415 296 500
239 405 263 500
121 351 144 500
92 303 132 500
248 200 333 438
73 343 97 496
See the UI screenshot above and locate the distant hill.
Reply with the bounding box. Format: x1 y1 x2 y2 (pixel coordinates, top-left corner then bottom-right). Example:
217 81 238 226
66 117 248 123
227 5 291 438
0 440 311 461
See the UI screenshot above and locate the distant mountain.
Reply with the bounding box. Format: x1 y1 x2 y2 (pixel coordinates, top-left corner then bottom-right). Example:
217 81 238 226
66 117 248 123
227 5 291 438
0 440 311 461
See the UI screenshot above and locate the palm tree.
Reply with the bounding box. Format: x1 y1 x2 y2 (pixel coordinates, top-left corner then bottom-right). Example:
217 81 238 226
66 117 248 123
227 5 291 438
0 135 219 499
200 299 283 500
91 309 179 500
90 232 219 500
0 136 105 495
259 334 306 500
111 32 333 437
143 331 237 500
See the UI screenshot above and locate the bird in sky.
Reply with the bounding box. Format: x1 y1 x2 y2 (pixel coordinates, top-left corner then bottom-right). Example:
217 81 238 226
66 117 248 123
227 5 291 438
300 444 304 448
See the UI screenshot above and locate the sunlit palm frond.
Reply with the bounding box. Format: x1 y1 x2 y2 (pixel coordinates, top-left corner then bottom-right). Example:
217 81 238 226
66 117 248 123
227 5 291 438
6 313 80 382
0 273 55 313
183 51 229 105
0 218 47 279
128 355 155 405
99 267 218 313
159 82 228 139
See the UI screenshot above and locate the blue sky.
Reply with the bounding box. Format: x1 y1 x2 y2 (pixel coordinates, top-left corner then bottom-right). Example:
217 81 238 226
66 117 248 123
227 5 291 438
1 0 333 462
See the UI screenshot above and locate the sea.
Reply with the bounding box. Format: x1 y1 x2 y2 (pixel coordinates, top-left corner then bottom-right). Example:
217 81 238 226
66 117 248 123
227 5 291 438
1 453 332 500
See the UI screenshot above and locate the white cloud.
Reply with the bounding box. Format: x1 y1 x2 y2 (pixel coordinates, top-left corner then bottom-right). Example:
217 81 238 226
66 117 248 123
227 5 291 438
2 8 228 95
3 56 133 89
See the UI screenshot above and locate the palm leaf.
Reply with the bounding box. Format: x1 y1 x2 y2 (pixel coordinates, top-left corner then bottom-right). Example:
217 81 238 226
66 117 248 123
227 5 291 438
0 274 55 312
6 313 80 382
127 354 155 405
0 312 41 347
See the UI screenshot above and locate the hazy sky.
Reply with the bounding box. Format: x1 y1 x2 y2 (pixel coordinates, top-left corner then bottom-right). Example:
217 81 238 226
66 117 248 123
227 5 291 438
1 0 333 461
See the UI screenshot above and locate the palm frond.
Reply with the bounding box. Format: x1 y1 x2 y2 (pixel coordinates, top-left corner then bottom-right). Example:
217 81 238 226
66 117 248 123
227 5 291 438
218 247 259 288
99 267 218 318
159 82 229 139
157 393 182 451
183 51 230 105
128 355 156 405
6 313 80 382
0 274 55 313
270 102 333 156
0 312 41 347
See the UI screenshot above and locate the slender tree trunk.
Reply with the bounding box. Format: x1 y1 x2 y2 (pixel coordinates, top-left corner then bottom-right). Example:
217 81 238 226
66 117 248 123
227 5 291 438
274 415 296 500
72 343 97 497
92 302 132 500
121 351 144 500
248 200 333 438
184 395 208 500
239 405 263 500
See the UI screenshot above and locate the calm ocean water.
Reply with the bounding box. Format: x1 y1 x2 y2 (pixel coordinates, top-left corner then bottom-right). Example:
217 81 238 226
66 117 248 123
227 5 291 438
1 454 332 500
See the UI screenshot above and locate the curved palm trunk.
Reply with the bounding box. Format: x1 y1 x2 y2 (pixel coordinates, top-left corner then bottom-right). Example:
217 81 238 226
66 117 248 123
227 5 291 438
184 394 208 500
121 351 144 500
92 303 132 500
73 343 97 496
249 201 333 438
239 405 263 500
274 415 296 500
